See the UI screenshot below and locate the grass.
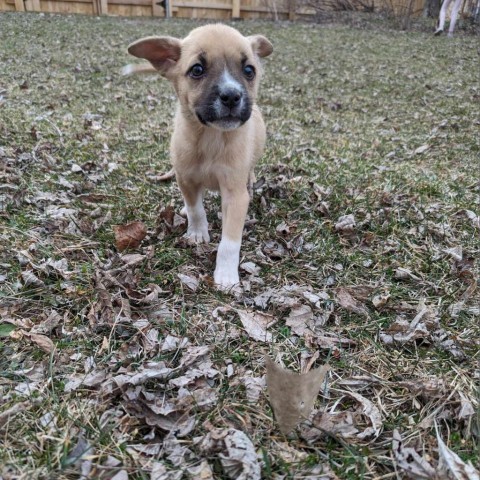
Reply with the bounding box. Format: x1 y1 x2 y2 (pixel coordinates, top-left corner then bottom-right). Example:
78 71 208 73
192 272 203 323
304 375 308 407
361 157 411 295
1 10 479 480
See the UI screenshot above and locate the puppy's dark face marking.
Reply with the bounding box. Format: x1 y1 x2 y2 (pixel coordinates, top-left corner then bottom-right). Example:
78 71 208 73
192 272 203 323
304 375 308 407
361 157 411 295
172 26 268 131
186 55 256 130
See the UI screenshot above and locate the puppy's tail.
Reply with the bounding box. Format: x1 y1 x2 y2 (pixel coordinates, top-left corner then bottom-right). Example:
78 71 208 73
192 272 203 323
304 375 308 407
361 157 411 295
151 169 176 182
121 63 158 76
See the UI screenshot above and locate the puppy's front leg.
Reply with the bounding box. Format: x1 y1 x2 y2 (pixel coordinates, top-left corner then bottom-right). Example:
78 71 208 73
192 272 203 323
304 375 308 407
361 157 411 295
178 180 210 244
214 186 250 290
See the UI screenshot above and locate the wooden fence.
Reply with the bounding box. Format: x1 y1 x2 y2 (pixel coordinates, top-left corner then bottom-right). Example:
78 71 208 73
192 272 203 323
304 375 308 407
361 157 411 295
0 0 426 20
1 0 292 18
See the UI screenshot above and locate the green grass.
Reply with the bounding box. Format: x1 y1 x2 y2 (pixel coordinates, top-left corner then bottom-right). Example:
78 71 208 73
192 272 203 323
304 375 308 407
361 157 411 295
1 10 479 480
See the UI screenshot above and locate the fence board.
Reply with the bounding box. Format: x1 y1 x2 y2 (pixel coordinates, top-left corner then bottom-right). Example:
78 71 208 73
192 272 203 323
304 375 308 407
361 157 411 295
152 0 163 15
232 0 240 16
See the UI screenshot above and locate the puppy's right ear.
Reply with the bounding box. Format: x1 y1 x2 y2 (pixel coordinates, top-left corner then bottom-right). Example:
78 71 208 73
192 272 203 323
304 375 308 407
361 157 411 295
127 36 181 76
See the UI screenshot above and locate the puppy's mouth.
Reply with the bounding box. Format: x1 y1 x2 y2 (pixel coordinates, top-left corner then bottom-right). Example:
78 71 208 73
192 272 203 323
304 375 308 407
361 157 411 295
197 112 248 131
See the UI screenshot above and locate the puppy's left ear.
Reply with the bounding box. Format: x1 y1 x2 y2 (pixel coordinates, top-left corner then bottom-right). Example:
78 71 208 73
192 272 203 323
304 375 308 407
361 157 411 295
248 35 273 58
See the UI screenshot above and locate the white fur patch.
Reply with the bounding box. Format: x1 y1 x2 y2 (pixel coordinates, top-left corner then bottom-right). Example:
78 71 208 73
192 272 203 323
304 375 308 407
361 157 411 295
214 237 241 290
184 198 209 244
219 70 242 92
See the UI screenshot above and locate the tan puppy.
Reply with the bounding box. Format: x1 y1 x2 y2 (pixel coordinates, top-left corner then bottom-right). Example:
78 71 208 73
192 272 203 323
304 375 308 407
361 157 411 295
125 24 272 290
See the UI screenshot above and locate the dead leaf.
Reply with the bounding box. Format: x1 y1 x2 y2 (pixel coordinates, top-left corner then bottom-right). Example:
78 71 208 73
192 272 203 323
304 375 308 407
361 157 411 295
285 304 314 336
276 221 290 235
380 300 465 357
32 310 62 335
262 240 287 259
114 221 147 251
21 270 45 287
414 144 430 154
309 333 356 351
163 433 194 467
64 430 94 478
443 246 463 262
372 293 390 309
186 460 214 480
150 462 183 480
178 273 199 292
394 267 422 281
199 428 260 480
266 357 330 434
335 288 369 317
436 425 480 480
127 399 196 437
27 332 55 354
344 391 382 439
177 386 218 411
454 209 480 229
239 375 265 404
0 401 30 429
110 470 129 480
129 444 162 456
178 345 211 369
392 429 437 479
160 335 190 352
311 410 360 439
335 214 356 233
240 262 260 275
398 377 447 400
236 310 275 342
158 205 186 234
457 393 475 419
114 364 173 387
120 253 146 267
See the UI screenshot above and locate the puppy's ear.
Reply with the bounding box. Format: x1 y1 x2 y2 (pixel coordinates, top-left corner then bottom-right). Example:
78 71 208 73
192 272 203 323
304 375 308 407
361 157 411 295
127 36 181 75
248 35 273 58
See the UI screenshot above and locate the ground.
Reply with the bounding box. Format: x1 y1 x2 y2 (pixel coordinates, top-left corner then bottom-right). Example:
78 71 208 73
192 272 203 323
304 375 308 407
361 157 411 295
0 11 479 480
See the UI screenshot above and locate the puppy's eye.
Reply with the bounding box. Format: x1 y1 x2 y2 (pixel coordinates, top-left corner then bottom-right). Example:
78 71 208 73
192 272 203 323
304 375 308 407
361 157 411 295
189 64 205 78
243 65 255 79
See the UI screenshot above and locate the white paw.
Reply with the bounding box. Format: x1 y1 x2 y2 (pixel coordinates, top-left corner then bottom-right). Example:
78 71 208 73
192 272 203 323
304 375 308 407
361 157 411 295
214 238 241 292
185 226 210 244
214 266 240 292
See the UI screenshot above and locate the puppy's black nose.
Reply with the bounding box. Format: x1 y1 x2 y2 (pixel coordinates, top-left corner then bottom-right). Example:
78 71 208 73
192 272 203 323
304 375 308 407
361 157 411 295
219 88 242 108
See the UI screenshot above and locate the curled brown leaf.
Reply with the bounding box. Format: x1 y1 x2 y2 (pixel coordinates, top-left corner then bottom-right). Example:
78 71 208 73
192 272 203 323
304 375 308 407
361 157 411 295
113 221 147 251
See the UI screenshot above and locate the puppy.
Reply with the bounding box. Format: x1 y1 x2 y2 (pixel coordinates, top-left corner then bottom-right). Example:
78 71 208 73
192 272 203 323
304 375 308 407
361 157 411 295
125 24 272 290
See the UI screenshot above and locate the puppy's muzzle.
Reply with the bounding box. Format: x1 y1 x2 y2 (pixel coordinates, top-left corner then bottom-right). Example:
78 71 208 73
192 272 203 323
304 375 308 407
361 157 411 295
196 79 251 131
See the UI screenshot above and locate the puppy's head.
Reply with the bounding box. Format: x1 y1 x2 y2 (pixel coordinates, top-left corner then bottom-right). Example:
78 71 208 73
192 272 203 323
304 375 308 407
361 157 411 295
127 24 272 131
